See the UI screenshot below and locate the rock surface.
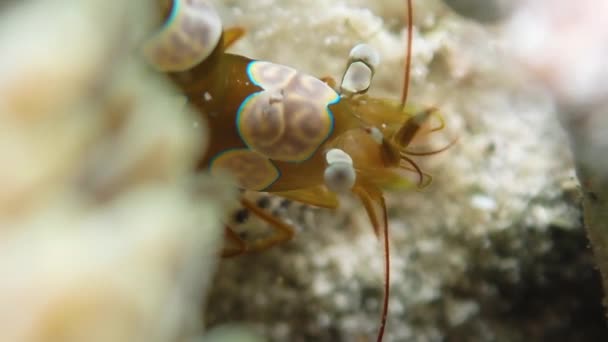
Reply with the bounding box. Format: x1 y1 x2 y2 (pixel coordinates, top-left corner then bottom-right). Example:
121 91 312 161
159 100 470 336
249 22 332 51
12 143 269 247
205 0 606 341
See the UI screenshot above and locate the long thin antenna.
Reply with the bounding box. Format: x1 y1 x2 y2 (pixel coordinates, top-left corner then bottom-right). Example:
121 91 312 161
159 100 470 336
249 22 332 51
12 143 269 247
377 2 413 341
400 0 413 109
403 136 460 156
376 198 390 342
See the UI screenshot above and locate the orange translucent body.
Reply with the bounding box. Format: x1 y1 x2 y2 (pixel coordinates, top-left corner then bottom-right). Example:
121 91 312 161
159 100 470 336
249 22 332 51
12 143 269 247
149 1 450 341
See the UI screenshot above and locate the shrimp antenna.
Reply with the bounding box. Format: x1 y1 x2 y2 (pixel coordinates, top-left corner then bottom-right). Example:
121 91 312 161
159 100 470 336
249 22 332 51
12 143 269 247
403 136 460 156
400 0 413 109
377 4 414 342
399 153 425 186
377 199 390 342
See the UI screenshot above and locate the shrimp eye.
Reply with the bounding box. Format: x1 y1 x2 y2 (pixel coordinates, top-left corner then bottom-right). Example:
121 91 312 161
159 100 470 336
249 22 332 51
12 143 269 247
324 149 356 194
349 43 380 71
340 43 380 95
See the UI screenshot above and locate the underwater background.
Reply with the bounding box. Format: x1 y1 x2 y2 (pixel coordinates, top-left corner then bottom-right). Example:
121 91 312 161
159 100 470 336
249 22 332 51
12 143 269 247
0 0 607 341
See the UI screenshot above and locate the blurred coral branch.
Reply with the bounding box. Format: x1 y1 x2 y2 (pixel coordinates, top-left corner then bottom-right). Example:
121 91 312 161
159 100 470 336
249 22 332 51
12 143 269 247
0 1 232 341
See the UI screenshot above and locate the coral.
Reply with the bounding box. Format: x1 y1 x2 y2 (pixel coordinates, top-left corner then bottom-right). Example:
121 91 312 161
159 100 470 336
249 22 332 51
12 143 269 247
0 1 232 341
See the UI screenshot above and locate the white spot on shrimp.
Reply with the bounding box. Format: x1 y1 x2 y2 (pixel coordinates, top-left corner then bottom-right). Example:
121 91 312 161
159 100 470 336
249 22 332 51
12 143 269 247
369 127 383 144
203 92 212 101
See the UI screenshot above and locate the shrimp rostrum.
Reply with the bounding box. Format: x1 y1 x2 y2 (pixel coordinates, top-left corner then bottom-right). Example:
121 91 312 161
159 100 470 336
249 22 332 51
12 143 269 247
143 0 452 341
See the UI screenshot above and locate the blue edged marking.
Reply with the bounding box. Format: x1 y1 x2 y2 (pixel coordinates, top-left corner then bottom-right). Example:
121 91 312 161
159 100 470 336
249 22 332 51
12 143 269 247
163 0 181 29
208 147 281 191
246 61 264 87
207 147 235 171
238 61 341 163
236 61 264 147
322 93 340 145
235 91 260 149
